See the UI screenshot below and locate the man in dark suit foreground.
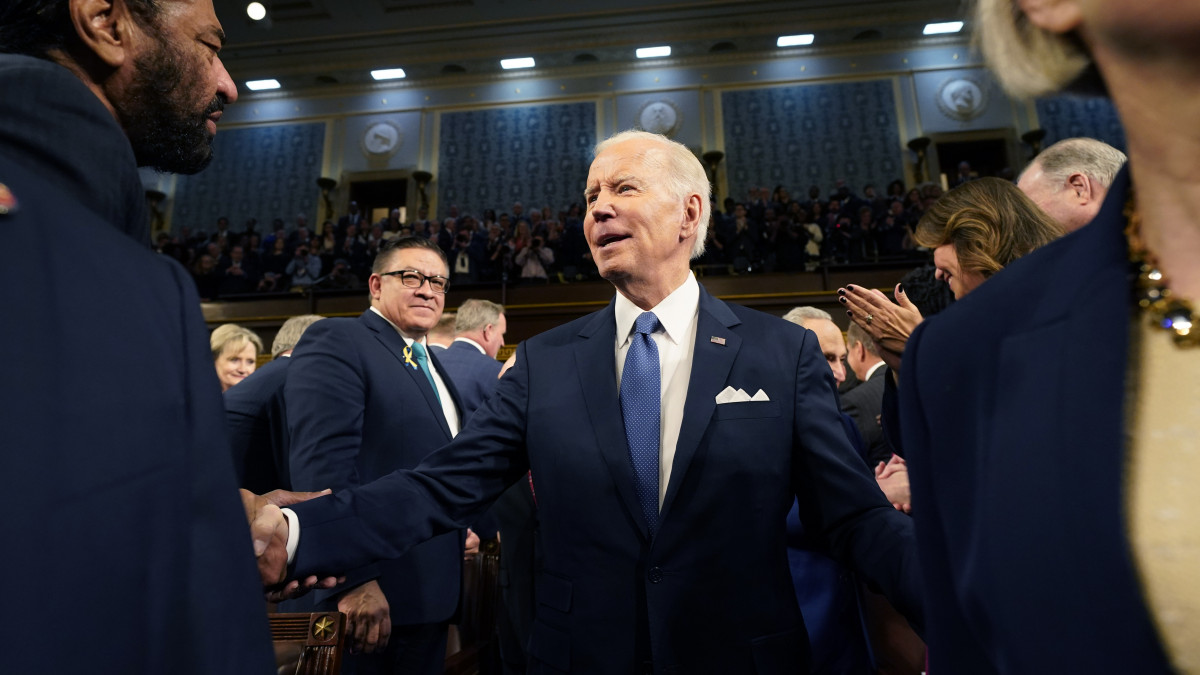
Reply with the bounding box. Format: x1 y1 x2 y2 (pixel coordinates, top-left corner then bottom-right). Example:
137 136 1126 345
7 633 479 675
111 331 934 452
0 0 329 672
255 130 922 674
286 236 466 673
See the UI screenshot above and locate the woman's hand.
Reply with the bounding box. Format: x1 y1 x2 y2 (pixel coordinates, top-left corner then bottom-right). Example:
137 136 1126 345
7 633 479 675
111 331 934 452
838 283 923 366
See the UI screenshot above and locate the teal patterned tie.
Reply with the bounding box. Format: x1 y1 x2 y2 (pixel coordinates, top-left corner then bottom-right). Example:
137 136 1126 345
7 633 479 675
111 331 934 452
410 341 442 405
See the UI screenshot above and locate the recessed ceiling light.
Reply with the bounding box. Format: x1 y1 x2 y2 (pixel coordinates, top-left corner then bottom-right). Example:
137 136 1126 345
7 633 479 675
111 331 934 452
245 79 281 91
371 68 407 81
501 57 536 70
246 2 266 21
923 21 964 35
777 34 815 47
636 46 671 59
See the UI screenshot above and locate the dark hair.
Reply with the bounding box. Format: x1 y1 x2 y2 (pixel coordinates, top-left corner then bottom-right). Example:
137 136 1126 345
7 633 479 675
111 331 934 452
1 0 162 57
372 235 448 274
914 177 1065 279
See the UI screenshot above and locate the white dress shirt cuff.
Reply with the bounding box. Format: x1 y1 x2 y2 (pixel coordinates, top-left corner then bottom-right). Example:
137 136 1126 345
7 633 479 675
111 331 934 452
281 507 300 565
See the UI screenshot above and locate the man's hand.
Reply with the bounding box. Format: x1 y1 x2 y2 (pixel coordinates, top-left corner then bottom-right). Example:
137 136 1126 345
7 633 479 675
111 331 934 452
240 488 331 589
874 456 911 514
338 579 391 654
464 528 480 560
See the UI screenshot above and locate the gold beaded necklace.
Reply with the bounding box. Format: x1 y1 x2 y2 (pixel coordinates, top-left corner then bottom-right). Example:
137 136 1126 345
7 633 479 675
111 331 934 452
1125 195 1200 347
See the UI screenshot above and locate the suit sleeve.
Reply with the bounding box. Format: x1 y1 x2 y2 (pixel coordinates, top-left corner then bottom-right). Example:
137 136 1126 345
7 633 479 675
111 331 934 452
288 340 534 579
286 320 368 494
901 321 998 673
789 328 924 635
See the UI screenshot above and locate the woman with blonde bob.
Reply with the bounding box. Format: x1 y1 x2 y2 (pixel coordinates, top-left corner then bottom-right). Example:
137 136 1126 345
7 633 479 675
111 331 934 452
210 323 263 392
893 1 1200 672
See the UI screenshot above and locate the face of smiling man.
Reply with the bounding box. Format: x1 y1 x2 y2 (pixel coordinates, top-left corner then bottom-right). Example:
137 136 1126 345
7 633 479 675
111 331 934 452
583 135 702 309
369 246 447 337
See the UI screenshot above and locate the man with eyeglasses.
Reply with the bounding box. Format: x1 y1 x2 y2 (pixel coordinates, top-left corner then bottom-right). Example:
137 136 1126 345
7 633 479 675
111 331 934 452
284 235 466 674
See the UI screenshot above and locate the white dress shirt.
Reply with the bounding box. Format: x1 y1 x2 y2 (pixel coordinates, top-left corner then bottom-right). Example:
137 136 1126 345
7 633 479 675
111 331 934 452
452 337 487 354
283 309 462 562
370 306 460 438
613 272 700 509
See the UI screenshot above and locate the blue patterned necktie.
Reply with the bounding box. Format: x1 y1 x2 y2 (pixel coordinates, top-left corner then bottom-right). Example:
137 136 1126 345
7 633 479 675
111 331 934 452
410 341 442 405
621 311 662 534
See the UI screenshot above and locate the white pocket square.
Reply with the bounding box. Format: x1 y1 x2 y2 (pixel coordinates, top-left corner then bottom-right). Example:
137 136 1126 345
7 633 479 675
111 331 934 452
715 386 770 404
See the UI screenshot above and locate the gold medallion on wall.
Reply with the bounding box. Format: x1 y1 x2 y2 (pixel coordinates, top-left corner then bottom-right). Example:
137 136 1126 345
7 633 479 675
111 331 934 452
635 99 682 138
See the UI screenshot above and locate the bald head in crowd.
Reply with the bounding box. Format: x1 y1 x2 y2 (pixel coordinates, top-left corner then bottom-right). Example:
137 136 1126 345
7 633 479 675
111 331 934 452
1017 138 1126 232
782 306 847 384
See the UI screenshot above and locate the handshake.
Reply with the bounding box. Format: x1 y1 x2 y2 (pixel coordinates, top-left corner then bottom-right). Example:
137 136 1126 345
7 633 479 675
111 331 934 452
240 488 342 601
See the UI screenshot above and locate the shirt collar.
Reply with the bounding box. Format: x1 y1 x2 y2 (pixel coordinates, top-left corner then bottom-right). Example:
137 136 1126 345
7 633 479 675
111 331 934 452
453 337 486 354
614 272 700 347
369 306 425 347
864 360 886 381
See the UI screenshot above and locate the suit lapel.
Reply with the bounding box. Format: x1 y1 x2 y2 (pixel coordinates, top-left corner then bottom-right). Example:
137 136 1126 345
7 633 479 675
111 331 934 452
361 310 453 439
574 302 649 538
660 288 742 524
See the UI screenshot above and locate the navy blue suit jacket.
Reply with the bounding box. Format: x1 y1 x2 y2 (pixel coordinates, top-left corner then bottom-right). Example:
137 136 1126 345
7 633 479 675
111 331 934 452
902 168 1172 673
286 309 465 623
225 356 293 492
289 287 921 674
436 339 503 420
0 55 272 674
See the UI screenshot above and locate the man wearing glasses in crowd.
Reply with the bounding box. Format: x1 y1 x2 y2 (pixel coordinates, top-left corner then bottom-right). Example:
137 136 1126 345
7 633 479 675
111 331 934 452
285 235 467 675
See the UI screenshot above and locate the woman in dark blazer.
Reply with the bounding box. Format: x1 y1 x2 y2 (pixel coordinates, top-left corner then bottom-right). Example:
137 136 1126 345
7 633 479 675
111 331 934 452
894 0 1200 672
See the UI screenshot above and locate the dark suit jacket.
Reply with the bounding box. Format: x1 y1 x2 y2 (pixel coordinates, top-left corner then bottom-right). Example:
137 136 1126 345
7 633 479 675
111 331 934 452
224 356 293 492
0 54 272 674
436 339 503 420
840 364 895 466
286 309 464 623
901 168 1172 673
289 287 921 674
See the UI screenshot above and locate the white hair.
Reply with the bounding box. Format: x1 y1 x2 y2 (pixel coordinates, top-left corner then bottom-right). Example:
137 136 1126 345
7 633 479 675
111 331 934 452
1027 137 1126 190
782 306 832 327
592 130 711 259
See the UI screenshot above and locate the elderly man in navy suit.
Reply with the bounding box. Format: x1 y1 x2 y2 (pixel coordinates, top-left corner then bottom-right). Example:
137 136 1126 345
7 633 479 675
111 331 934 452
253 130 922 674
285 235 466 675
436 298 506 419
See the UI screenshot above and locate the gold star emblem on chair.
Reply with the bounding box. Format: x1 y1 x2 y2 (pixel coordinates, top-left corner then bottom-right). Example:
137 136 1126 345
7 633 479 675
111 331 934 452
312 615 335 641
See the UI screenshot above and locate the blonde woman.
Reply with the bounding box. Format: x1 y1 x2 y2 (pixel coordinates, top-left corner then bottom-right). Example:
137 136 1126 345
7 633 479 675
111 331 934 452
210 323 263 391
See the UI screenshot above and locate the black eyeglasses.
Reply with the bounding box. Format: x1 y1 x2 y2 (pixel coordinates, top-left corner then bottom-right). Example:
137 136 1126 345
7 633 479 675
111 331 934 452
379 268 450 293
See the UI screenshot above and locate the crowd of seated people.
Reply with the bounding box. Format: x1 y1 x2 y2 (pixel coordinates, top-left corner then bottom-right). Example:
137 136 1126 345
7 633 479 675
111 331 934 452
166 177 958 301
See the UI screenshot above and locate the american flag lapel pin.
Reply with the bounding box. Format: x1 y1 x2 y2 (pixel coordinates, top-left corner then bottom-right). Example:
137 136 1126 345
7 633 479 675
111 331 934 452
710 336 726 346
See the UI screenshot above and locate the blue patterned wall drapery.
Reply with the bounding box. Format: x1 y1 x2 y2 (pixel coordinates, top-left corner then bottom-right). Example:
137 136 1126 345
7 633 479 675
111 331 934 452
722 80 903 202
171 122 325 235
437 102 596 219
1035 95 1126 152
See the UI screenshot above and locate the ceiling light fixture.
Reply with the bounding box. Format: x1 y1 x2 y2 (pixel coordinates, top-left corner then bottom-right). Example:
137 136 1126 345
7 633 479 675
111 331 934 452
636 46 671 59
500 57 536 70
777 34 815 47
246 2 266 21
371 68 407 81
923 21 964 35
245 79 281 91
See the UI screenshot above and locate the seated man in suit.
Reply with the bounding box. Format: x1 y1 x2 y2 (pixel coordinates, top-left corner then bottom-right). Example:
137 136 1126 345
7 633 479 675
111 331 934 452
841 322 897 467
286 236 465 674
253 130 922 674
435 298 506 419
224 314 324 492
